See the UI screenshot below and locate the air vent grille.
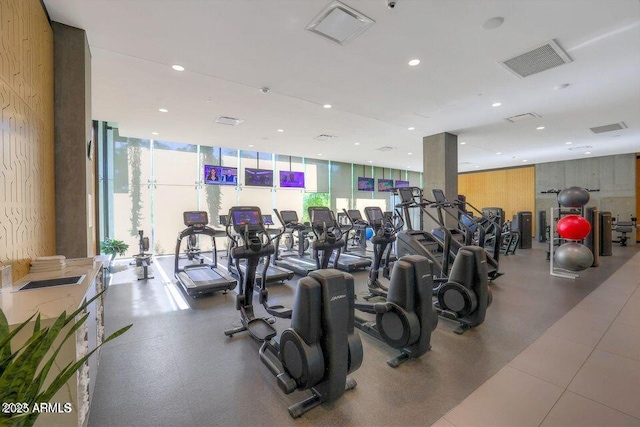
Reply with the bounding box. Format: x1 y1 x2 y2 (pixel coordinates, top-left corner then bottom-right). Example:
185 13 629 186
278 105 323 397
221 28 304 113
314 134 337 141
567 145 592 151
376 146 396 152
590 122 627 134
506 112 541 123
306 1 375 45
215 116 244 126
501 39 572 78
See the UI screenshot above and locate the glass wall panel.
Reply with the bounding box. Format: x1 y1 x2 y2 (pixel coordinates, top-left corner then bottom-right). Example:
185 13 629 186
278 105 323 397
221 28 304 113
330 161 352 213
239 151 274 222
274 155 305 223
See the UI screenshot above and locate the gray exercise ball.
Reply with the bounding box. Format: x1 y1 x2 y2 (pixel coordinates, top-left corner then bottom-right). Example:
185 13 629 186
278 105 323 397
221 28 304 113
554 242 594 271
557 187 590 208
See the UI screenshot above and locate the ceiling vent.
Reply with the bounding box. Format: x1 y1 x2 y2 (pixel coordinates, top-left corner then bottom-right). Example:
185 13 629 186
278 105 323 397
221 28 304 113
500 39 572 78
506 112 541 123
306 1 375 45
567 145 592 151
458 161 472 165
590 122 627 134
215 116 244 126
314 134 337 141
376 146 396 152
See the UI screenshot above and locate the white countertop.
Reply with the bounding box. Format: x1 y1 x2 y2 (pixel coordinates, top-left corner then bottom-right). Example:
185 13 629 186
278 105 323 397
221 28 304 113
0 257 107 327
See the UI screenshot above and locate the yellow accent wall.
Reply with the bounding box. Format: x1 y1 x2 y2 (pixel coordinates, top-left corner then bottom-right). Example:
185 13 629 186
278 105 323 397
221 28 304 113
0 0 55 279
459 166 536 234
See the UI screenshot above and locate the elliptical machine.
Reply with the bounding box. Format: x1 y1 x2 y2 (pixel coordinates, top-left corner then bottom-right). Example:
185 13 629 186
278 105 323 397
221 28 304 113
312 206 439 366
223 206 363 418
132 230 153 280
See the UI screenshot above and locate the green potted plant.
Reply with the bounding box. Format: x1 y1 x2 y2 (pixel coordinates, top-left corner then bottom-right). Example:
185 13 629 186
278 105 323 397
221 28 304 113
0 291 131 426
99 238 129 260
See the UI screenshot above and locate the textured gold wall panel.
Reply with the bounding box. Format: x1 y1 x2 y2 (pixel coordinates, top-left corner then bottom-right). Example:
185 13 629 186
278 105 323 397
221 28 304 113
459 166 536 234
0 0 55 280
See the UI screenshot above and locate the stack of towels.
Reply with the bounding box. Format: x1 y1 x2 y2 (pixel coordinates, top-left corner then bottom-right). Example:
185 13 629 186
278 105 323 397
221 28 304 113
30 255 66 273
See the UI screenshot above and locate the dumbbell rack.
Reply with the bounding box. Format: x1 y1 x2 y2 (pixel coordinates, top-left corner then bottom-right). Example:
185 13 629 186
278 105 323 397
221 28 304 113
549 207 579 280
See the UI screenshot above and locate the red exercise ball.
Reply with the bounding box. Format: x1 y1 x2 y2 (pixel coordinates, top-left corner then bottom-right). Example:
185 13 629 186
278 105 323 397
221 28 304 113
557 215 591 240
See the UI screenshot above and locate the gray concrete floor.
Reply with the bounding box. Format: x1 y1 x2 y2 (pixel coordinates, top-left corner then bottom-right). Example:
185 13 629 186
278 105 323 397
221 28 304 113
88 243 638 427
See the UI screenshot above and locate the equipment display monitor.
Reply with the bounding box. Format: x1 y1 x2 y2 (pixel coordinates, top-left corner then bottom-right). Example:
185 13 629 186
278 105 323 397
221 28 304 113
184 211 208 226
357 177 375 191
219 215 228 226
279 171 305 188
310 209 333 226
398 187 414 203
280 210 299 224
365 206 383 222
378 179 394 192
232 209 261 226
262 214 274 225
347 209 363 220
244 168 274 187
395 180 410 188
432 189 447 203
204 165 238 185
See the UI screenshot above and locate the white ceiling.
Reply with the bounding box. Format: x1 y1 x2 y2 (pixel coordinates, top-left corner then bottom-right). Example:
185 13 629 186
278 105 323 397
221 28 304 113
43 0 640 173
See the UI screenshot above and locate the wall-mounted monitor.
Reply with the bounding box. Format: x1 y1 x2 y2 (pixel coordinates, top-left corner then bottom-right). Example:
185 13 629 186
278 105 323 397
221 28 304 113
378 178 394 192
357 177 374 191
395 180 410 188
204 165 238 185
244 168 273 187
279 171 305 188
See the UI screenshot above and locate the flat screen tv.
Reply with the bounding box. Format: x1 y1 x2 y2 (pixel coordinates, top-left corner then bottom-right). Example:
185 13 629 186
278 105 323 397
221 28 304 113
395 180 410 188
204 165 238 185
357 177 375 192
244 168 273 187
378 179 394 192
279 171 305 188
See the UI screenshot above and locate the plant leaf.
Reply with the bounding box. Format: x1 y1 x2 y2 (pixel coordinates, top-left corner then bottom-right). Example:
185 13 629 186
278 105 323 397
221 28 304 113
0 312 38 360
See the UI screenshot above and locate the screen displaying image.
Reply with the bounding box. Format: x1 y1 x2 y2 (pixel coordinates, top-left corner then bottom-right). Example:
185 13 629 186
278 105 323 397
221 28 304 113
204 165 238 186
395 180 410 188
244 168 274 187
233 209 261 225
378 179 394 192
357 177 375 191
279 171 305 188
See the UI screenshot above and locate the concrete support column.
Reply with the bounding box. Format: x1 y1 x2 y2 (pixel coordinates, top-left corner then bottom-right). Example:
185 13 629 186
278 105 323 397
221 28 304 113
422 132 458 230
53 23 95 257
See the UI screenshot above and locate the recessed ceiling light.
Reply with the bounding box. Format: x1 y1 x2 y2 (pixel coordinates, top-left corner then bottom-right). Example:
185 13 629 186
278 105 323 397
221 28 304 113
492 102 502 107
585 151 592 154
205 98 211 103
171 64 185 71
408 59 420 66
248 144 254 147
554 83 570 90
408 127 415 130
158 108 168 113
460 141 467 145
407 166 411 169
323 104 332 109
482 16 504 30
368 160 373 163
536 126 545 130
408 152 413 155
522 159 528 162
317 153 323 156
277 129 284 132
565 141 573 145
151 132 159 135
496 152 502 155
475 165 480 168
354 142 360 145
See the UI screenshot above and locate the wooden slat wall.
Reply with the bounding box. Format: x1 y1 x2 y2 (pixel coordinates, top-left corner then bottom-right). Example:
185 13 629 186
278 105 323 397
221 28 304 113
0 0 55 279
459 166 536 234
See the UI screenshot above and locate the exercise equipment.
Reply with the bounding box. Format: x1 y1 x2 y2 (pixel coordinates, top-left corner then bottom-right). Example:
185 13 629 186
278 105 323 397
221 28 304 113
272 209 319 276
612 216 637 246
223 206 362 418
557 215 591 240
341 209 369 255
132 230 153 280
600 212 612 256
513 211 532 249
174 211 236 297
554 242 594 271
558 186 590 208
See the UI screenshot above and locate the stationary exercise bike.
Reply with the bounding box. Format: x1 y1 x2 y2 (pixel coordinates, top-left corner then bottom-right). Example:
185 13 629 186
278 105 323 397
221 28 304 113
132 230 153 280
223 206 363 418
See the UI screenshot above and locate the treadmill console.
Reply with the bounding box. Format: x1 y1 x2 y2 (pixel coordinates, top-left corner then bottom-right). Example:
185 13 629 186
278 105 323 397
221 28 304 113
398 187 414 203
262 214 274 226
364 207 384 226
184 211 209 227
229 207 263 233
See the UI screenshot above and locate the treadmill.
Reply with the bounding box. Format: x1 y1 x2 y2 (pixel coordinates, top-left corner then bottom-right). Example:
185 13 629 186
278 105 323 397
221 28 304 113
175 211 236 297
224 213 294 285
341 209 369 256
272 209 319 276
